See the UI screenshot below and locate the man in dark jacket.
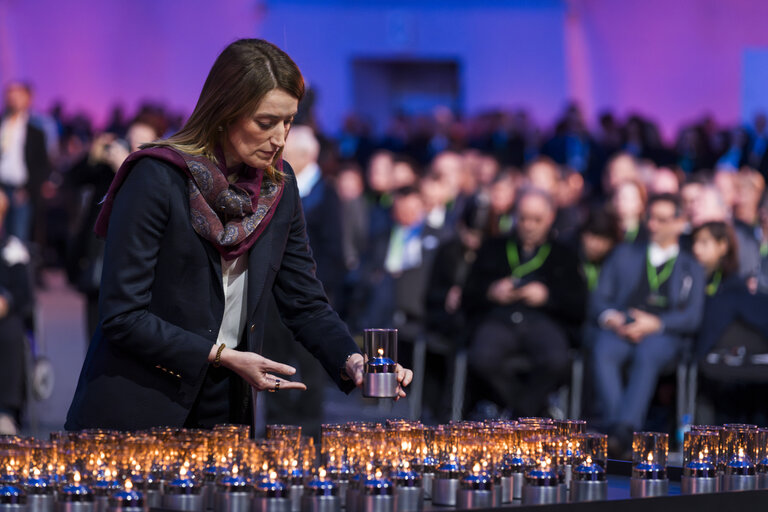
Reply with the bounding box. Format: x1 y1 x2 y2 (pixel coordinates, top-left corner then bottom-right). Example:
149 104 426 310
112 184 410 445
464 188 587 417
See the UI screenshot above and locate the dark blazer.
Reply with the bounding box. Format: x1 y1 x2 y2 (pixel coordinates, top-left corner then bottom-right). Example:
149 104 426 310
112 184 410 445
463 234 587 328
589 242 705 336
23 122 51 205
65 158 359 430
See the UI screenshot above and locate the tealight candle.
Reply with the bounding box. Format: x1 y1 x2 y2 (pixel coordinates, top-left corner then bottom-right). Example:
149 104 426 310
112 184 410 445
521 457 560 506
570 433 608 502
301 469 340 512
630 432 669 498
362 329 398 399
361 471 393 512
23 469 54 512
0 485 27 512
431 459 460 507
392 463 422 512
253 472 289 512
108 480 145 512
681 431 719 494
456 464 493 510
162 467 203 512
56 472 94 512
214 466 251 512
723 426 757 491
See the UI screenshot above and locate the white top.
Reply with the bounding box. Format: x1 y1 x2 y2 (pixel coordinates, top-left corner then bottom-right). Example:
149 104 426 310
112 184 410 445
647 242 680 267
216 254 249 348
295 162 321 198
0 114 29 187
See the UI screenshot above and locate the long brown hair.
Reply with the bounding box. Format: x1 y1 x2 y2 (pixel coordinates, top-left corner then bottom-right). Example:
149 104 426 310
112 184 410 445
149 39 305 182
692 221 739 278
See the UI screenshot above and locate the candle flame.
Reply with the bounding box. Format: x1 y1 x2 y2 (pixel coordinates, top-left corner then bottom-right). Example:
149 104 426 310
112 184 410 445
738 447 745 459
262 462 269 472
222 456 227 464
32 468 40 478
585 456 592 465
698 451 704 462
403 461 410 470
375 469 382 479
319 468 326 479
378 348 384 357
105 468 112 479
647 452 653 463
269 471 277 481
125 480 133 491
472 463 481 474
179 466 187 478
74 471 81 483
232 465 238 476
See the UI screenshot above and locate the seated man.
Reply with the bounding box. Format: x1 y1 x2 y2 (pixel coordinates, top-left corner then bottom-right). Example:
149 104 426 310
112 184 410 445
591 193 705 451
464 188 586 417
0 189 34 434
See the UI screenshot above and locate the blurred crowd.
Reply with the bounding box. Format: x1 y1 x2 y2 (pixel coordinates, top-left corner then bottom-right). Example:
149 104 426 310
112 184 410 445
3 81 768 451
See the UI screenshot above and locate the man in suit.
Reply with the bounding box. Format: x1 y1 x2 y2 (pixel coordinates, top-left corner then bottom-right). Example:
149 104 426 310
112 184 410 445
0 82 51 244
590 193 705 450
464 188 587 417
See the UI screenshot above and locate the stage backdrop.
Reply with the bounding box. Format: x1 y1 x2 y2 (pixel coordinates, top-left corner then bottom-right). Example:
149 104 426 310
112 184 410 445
2 0 768 138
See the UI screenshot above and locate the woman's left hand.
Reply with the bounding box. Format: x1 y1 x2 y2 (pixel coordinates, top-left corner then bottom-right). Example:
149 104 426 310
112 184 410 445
345 353 414 401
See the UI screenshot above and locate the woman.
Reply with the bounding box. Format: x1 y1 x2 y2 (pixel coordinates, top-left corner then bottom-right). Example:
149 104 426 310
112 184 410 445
610 179 647 244
66 39 412 430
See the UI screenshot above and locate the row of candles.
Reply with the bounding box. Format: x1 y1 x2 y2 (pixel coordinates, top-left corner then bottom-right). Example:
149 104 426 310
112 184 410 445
0 420 767 512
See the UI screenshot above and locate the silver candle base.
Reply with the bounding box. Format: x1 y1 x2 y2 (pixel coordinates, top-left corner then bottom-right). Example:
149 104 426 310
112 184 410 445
253 497 290 512
1 505 27 512
394 487 422 512
361 495 393 512
93 495 109 512
301 495 340 512
510 473 523 501
363 373 398 399
56 502 94 512
521 484 560 505
143 490 161 510
758 473 768 490
162 494 204 512
27 494 54 512
215 492 252 512
680 476 719 494
570 480 607 502
456 489 493 509
629 478 668 498
723 474 757 492
335 482 348 509
421 475 433 502
430 478 458 507
289 486 304 512
203 482 217 512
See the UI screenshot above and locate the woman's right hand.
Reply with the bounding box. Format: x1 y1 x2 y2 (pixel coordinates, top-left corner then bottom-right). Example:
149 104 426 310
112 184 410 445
210 346 307 392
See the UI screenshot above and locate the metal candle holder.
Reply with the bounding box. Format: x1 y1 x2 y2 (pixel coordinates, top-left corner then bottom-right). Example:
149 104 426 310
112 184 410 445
629 432 669 498
431 460 460 507
570 433 607 503
456 471 494 510
301 474 339 512
0 485 26 512
162 474 203 512
497 453 524 503
56 479 94 512
419 457 436 502
22 476 53 512
521 463 560 506
324 466 348 509
361 475 393 512
253 478 289 512
362 329 398 399
392 469 422 512
722 426 758 492
214 472 252 512
680 431 719 494
107 485 146 512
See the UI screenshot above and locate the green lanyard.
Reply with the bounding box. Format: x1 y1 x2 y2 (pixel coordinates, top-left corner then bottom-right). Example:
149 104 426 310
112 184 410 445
761 242 768 259
583 261 600 291
706 269 722 296
646 250 677 293
506 241 551 279
625 226 639 243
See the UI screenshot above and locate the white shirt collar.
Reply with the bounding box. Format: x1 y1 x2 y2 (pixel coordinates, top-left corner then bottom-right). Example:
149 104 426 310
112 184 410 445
648 242 679 267
295 162 322 198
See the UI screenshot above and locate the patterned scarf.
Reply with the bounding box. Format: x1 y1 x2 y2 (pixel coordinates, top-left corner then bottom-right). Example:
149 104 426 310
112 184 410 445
94 146 284 260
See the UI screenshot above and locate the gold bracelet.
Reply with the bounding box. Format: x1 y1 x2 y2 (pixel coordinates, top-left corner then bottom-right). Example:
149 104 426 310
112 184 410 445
213 344 226 368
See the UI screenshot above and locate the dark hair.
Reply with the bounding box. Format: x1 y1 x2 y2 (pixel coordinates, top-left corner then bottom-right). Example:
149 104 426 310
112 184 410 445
692 221 739 278
582 207 622 243
392 185 421 199
647 193 683 217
